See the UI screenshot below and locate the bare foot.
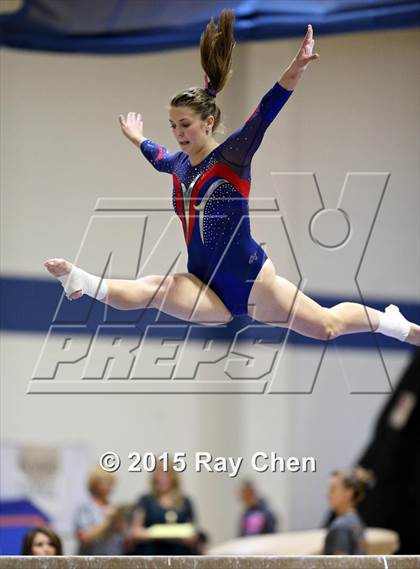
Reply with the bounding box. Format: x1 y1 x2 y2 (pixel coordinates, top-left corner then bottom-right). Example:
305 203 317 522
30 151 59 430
44 258 83 300
385 304 420 346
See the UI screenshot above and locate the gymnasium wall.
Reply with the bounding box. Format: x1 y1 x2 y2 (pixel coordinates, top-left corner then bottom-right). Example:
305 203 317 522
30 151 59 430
1 28 418 551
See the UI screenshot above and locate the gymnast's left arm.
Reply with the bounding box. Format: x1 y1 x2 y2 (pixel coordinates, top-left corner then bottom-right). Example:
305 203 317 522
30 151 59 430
219 25 319 167
278 24 319 91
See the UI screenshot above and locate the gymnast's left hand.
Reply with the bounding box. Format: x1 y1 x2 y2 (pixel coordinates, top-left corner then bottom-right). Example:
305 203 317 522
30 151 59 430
279 24 320 90
294 24 320 71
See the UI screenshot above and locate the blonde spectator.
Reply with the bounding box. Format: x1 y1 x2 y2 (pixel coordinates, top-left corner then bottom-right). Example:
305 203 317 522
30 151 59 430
74 466 124 554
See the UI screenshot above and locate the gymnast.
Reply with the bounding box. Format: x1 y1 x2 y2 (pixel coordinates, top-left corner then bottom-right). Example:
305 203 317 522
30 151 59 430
44 12 419 346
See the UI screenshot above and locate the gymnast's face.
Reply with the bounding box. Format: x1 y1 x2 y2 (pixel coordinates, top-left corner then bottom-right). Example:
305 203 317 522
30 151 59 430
31 531 57 555
169 106 214 155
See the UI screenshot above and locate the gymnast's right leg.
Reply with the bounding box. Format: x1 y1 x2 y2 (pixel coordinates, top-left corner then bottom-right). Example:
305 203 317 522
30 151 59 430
44 258 232 325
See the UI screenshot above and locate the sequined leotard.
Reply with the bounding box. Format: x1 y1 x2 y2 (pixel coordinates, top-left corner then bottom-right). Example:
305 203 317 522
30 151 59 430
140 82 292 316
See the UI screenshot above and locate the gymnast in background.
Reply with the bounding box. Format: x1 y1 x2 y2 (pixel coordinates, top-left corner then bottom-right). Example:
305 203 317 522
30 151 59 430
238 480 278 537
324 468 373 555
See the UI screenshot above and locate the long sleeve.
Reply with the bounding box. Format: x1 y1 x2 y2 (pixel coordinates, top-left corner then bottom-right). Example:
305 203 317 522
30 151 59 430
140 139 181 174
219 82 293 167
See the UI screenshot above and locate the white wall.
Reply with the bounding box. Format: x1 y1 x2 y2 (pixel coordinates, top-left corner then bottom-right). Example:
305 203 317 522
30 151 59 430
1 28 418 552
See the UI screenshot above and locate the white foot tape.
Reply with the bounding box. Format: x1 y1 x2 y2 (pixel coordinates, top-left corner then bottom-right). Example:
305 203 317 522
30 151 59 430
376 304 411 342
58 266 107 301
58 267 84 299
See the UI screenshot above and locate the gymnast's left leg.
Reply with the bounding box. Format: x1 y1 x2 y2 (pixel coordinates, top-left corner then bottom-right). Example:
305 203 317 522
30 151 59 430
248 259 420 346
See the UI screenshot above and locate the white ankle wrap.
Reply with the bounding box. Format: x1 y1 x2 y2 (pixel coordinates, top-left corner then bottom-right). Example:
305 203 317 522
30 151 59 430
58 266 108 301
375 305 411 342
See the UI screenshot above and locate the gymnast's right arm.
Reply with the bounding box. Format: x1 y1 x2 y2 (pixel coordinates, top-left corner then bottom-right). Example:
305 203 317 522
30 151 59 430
119 112 178 173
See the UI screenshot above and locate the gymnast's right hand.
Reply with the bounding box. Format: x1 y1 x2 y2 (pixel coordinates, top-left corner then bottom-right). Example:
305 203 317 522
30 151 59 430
119 112 146 147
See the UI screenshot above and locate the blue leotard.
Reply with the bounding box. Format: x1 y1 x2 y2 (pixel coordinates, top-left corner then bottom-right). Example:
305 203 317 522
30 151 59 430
140 82 292 316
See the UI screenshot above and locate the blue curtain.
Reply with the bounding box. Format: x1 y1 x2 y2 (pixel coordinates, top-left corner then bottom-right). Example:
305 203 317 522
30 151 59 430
1 0 419 54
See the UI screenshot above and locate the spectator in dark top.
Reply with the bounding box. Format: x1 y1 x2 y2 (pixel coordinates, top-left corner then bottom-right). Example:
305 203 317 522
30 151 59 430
127 461 198 555
324 467 374 555
238 480 277 537
21 526 63 555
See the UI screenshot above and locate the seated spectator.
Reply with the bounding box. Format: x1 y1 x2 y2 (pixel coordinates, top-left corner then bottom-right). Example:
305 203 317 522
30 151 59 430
324 467 374 555
127 460 198 555
74 466 124 554
21 527 63 555
238 480 277 537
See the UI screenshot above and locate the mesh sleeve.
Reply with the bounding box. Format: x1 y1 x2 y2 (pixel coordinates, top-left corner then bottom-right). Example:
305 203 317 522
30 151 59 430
219 82 292 167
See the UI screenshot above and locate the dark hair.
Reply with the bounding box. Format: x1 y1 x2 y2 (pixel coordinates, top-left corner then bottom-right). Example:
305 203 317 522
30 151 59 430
240 480 256 491
170 10 235 132
331 467 375 506
21 526 63 555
